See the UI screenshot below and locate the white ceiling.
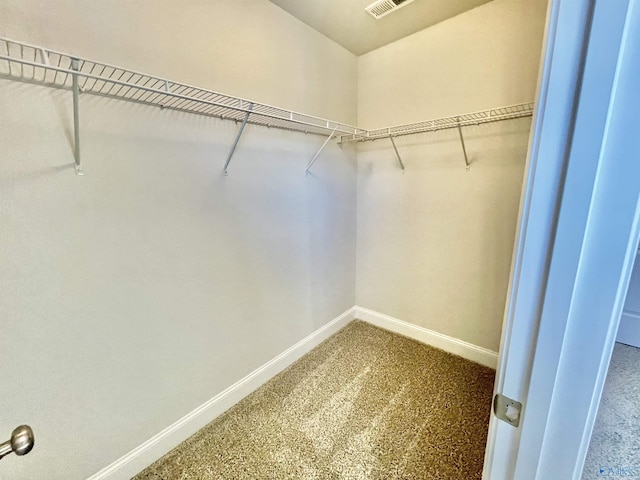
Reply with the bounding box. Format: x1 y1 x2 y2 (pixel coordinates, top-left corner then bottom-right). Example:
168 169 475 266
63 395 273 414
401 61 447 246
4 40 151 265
268 0 493 56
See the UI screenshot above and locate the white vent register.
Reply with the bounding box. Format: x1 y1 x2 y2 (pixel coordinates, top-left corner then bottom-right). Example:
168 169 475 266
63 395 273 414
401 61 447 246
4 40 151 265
365 0 417 19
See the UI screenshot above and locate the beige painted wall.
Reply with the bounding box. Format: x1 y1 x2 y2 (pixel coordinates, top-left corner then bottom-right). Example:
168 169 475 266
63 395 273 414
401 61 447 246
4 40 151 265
1 0 357 124
0 2 357 478
355 0 548 351
358 0 547 129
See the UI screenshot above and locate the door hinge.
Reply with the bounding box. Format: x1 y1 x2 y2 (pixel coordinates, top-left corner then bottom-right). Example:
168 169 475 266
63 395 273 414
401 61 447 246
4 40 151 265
493 393 522 427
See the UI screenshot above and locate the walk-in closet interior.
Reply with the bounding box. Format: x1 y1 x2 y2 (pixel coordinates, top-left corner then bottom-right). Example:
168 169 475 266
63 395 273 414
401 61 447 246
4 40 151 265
0 0 548 478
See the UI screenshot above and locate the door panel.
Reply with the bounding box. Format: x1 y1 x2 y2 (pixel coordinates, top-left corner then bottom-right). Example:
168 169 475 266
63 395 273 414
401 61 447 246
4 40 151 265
482 1 595 478
484 0 639 478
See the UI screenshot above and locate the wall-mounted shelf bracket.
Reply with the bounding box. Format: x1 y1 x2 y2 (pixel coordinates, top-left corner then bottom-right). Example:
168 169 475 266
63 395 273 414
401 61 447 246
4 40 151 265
305 126 338 175
389 136 405 171
223 103 254 175
71 58 83 176
456 119 470 171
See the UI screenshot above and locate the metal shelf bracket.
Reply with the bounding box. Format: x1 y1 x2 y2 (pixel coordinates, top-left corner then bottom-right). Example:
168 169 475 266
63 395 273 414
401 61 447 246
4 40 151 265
223 103 254 175
71 58 83 176
456 118 470 171
305 126 338 174
389 136 405 171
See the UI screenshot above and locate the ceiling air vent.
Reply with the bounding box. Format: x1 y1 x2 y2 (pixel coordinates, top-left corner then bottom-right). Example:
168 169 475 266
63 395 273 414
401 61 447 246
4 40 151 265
365 0 417 19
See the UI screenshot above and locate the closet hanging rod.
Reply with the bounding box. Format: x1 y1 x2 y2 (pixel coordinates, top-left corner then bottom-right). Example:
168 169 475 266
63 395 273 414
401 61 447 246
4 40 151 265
339 102 535 143
0 36 366 139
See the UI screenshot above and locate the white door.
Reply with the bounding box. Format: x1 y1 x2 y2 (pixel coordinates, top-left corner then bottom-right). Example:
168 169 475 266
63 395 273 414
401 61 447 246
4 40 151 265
617 251 640 347
484 0 640 478
483 0 596 476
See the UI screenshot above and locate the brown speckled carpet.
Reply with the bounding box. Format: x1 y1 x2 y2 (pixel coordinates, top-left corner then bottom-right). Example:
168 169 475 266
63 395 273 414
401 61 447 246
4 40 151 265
582 343 640 479
133 321 495 480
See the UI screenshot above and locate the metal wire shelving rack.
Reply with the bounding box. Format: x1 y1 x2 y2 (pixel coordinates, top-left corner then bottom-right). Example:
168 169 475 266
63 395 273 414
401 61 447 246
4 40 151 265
339 102 535 170
0 36 367 174
0 36 535 175
340 103 534 142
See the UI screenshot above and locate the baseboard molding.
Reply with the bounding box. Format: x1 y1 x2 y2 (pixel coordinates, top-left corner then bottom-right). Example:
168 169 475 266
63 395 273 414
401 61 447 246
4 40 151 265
355 306 498 369
617 310 640 348
87 306 357 480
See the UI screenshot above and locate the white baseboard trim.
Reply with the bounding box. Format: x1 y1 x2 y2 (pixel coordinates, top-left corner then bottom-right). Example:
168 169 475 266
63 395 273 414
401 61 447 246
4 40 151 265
354 306 498 369
617 310 640 348
87 306 357 480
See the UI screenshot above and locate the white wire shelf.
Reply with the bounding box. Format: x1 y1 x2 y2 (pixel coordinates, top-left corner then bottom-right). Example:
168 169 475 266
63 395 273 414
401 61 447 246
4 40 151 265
0 37 365 138
0 36 535 174
339 102 535 143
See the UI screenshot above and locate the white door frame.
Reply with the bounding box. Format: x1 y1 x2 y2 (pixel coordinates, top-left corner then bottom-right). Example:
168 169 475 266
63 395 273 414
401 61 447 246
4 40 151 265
483 0 594 476
484 0 640 478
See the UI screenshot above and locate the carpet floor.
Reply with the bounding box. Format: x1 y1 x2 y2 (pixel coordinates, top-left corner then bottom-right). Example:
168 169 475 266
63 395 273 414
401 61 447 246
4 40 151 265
133 321 495 480
582 342 640 479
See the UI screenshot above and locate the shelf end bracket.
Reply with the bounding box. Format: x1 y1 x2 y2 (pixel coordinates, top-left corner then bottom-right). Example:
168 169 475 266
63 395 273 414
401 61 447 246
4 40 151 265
71 58 83 176
457 120 470 170
305 126 338 175
223 103 254 175
389 135 405 171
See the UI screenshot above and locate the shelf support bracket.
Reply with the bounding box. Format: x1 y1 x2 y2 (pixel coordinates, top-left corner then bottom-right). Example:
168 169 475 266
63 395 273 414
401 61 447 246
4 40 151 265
389 136 405 171
71 58 83 176
223 103 254 175
457 120 470 170
305 126 338 175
